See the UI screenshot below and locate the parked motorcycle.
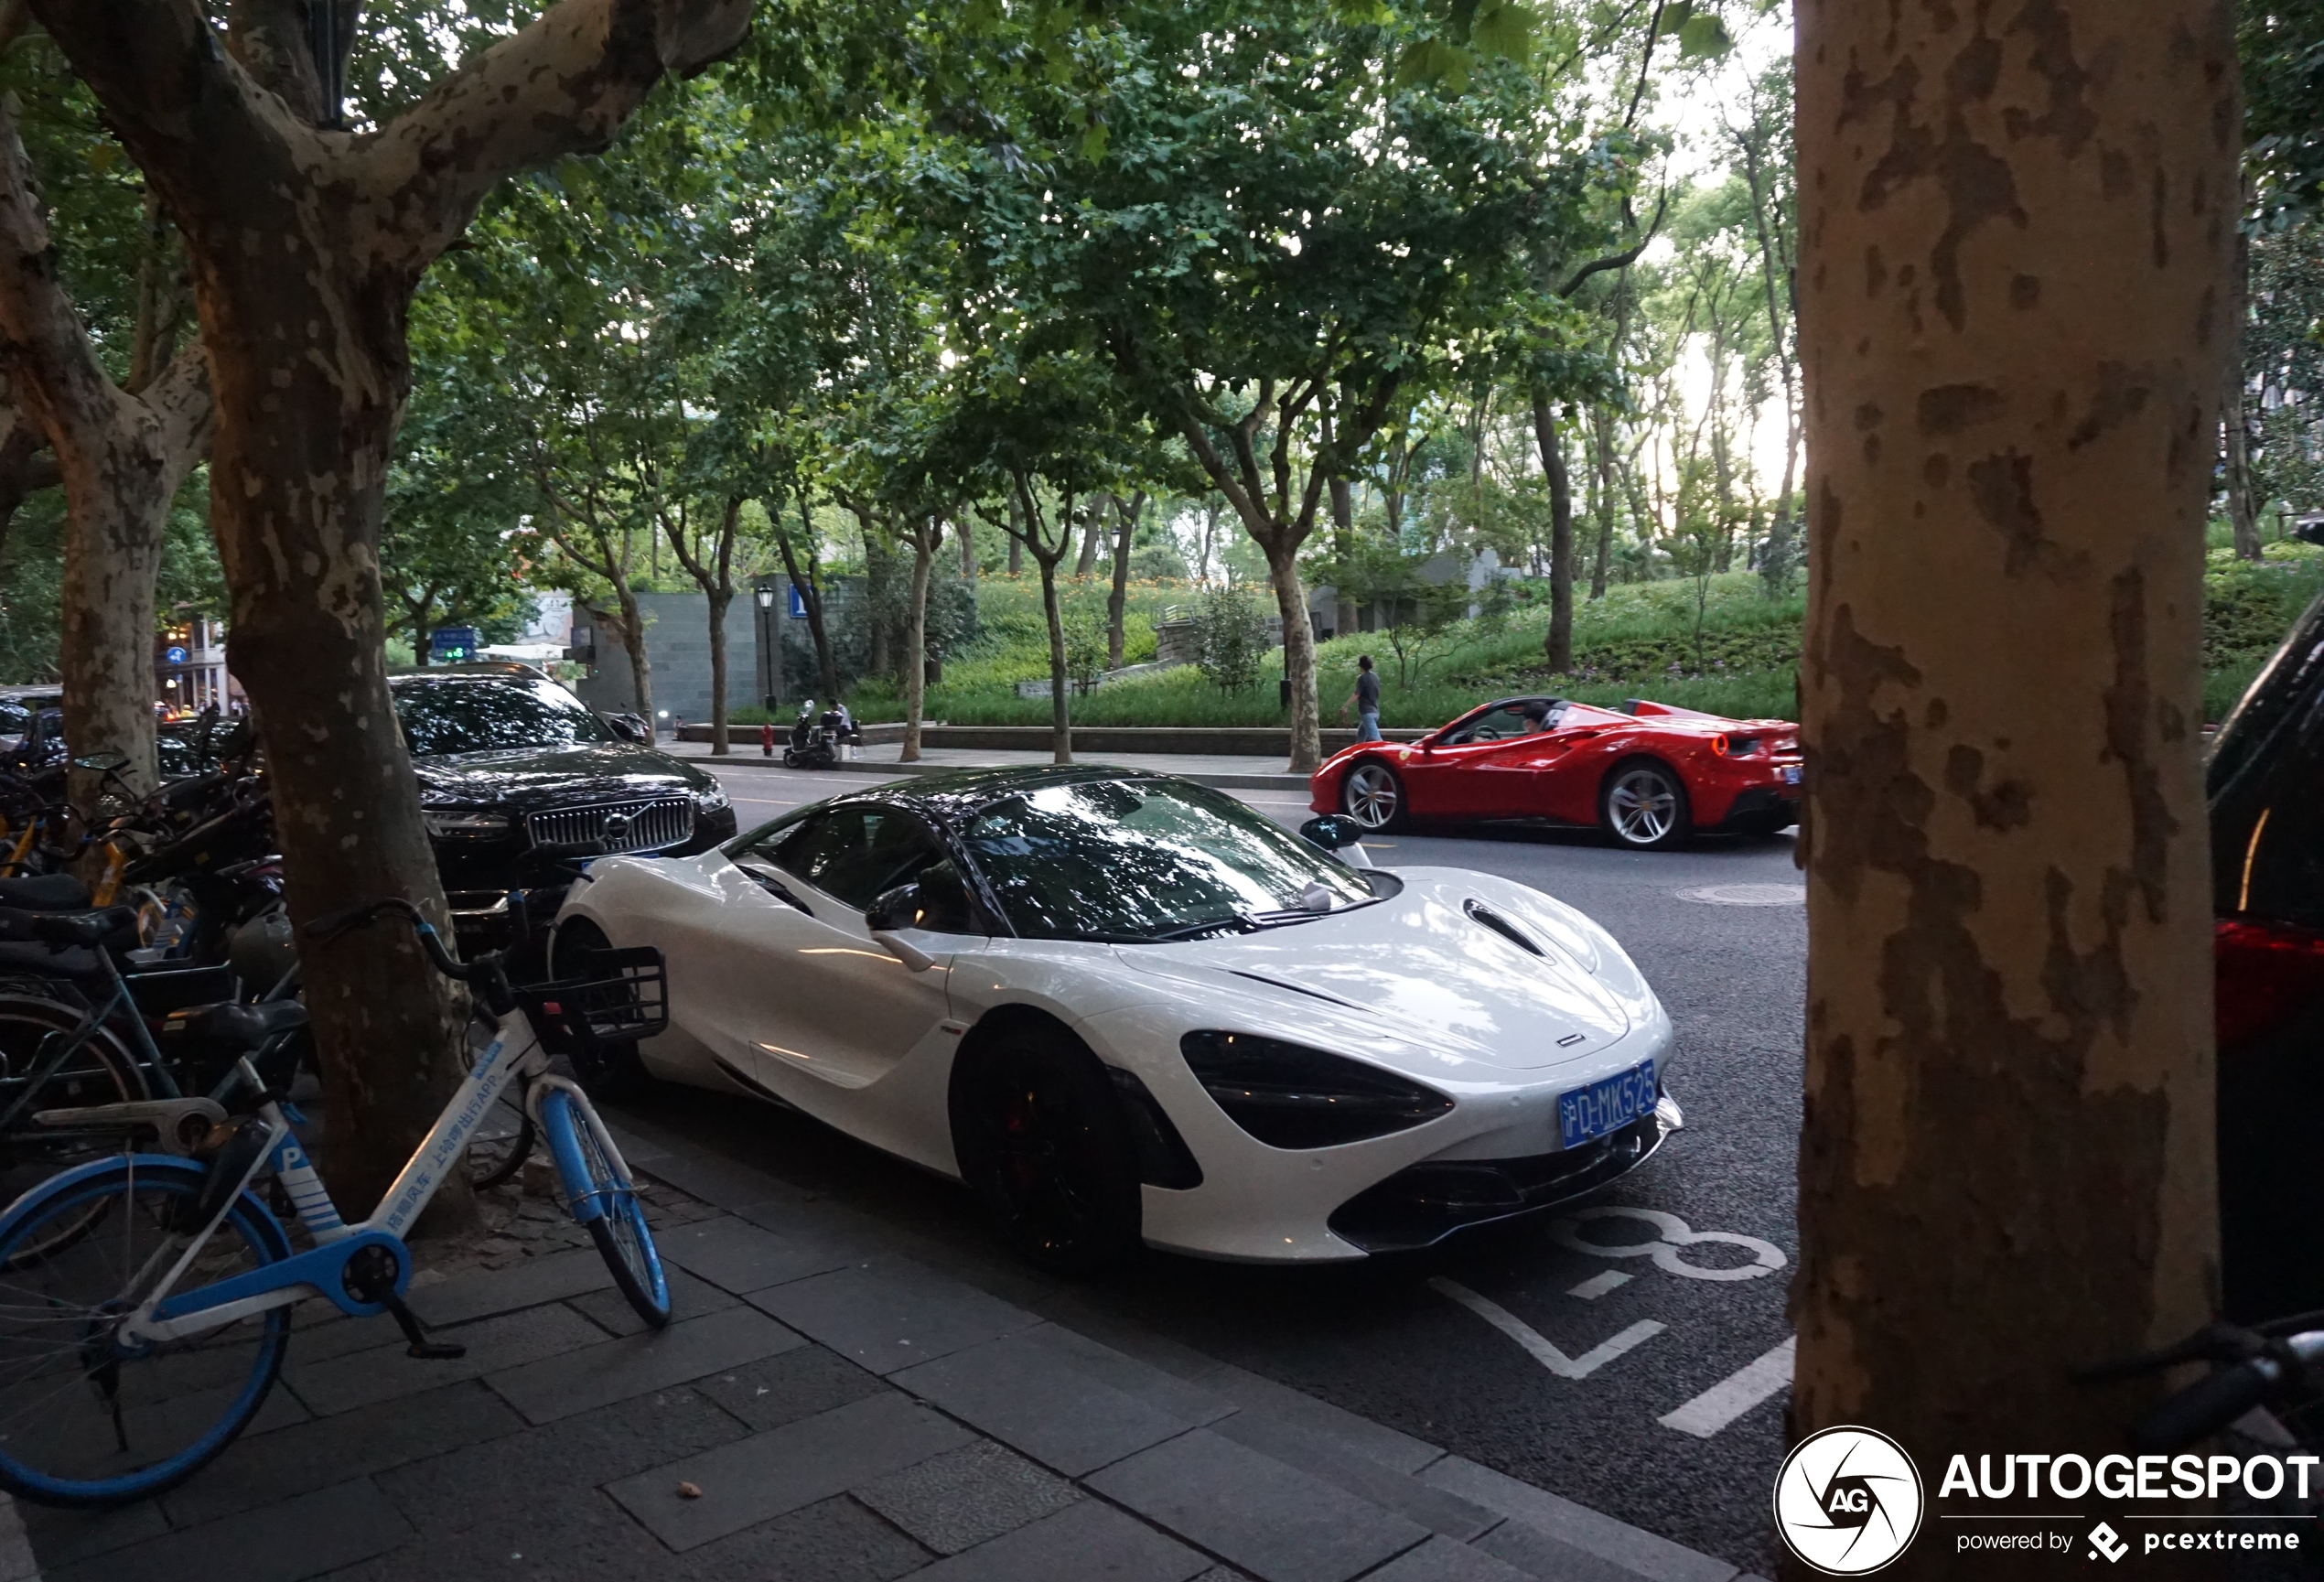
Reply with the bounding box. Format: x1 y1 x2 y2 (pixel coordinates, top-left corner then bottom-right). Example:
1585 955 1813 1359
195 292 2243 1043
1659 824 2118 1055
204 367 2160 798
783 697 862 769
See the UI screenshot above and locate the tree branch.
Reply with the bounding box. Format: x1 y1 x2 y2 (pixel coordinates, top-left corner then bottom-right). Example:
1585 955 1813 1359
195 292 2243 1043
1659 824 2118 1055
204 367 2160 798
1557 187 1669 298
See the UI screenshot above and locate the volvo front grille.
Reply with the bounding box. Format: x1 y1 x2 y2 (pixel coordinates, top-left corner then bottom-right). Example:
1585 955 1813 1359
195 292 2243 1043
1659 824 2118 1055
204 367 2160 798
527 797 694 855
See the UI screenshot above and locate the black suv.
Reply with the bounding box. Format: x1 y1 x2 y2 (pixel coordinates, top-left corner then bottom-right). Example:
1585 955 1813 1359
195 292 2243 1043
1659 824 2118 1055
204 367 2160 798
389 666 736 945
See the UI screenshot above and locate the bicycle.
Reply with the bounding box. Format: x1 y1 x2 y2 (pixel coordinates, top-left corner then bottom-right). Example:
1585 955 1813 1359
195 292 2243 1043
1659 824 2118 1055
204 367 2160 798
0 896 671 1506
2089 1315 2324 1454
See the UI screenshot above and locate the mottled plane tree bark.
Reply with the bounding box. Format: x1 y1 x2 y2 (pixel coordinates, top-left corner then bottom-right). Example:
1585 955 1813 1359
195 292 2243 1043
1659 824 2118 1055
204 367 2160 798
0 107 210 811
1790 0 2234 1496
30 0 750 1211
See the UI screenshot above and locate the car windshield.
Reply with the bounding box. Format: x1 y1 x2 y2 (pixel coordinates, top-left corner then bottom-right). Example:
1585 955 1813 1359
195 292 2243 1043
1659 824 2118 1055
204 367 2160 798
957 778 1379 943
392 678 613 757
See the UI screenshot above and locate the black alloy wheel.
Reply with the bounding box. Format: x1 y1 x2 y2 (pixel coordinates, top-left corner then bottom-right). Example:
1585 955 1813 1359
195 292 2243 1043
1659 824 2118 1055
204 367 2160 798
950 1024 1141 1274
547 918 655 1103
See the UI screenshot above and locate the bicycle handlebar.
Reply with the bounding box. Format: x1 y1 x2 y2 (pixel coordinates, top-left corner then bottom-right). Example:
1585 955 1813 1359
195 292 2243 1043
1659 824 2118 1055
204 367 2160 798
303 897 469 982
2125 1331 2324 1453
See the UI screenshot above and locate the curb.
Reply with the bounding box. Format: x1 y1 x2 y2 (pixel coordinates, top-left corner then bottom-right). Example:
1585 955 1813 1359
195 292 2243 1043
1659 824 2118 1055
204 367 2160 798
680 749 1314 795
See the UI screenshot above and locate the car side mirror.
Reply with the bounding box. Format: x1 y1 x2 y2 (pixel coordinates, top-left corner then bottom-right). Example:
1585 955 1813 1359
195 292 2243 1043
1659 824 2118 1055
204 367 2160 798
1299 815 1362 851
865 881 921 934
603 713 649 744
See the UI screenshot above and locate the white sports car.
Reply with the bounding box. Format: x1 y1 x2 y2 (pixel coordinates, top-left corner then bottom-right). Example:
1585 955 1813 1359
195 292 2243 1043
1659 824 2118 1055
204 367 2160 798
554 766 1681 1269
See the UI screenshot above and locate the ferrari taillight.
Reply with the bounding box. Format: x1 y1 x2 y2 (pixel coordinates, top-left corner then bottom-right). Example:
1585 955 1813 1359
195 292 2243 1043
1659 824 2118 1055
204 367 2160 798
2216 915 2324 1052
1711 735 1761 757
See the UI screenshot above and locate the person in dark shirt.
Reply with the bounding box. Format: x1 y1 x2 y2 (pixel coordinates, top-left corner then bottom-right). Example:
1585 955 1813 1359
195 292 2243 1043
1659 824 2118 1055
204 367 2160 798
1340 655 1383 741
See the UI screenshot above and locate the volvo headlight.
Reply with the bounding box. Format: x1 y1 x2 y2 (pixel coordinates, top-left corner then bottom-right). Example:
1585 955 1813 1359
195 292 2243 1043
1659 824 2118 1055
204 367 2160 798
1180 1031 1453 1149
422 809 510 839
695 781 731 813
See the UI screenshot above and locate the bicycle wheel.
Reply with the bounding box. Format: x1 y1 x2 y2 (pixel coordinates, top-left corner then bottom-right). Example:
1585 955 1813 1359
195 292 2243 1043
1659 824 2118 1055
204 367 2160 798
539 1086 668 1328
0 1159 288 1506
0 997 147 1264
461 1017 533 1192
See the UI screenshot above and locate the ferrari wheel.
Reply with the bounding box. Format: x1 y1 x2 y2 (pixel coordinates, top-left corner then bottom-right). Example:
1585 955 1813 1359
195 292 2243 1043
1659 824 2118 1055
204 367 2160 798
1340 760 1407 832
549 919 656 1103
1599 760 1691 850
951 1024 1141 1275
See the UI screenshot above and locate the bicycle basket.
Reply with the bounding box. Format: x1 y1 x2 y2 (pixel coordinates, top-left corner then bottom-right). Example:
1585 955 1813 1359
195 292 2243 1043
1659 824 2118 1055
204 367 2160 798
520 946 668 1057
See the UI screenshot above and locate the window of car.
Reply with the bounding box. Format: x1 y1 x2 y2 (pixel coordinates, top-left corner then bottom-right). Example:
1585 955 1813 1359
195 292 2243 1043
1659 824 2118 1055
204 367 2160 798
769 804 946 910
1439 701 1560 746
956 778 1378 943
391 677 615 756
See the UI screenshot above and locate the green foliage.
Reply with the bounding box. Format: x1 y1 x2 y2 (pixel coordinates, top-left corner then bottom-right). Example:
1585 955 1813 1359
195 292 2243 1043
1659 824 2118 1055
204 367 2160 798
1193 584 1271 695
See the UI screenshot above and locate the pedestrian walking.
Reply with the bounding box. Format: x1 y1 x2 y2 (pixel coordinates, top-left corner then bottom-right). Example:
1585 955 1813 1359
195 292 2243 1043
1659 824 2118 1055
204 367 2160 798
1340 654 1383 741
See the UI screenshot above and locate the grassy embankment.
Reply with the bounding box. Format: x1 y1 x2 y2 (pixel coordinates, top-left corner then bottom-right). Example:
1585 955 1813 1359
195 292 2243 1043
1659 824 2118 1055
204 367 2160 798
773 548 2324 729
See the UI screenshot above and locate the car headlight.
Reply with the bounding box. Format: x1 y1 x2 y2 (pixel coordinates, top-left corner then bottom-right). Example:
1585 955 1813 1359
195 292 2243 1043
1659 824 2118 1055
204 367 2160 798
695 781 731 813
1180 1030 1453 1149
422 809 511 839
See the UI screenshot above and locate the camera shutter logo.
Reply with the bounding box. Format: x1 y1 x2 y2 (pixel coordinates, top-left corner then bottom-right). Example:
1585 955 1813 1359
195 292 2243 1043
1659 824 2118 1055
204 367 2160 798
1771 1426 1924 1575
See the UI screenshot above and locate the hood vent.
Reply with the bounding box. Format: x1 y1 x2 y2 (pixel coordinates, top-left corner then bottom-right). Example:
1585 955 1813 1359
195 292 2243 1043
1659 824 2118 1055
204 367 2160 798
1463 899 1544 958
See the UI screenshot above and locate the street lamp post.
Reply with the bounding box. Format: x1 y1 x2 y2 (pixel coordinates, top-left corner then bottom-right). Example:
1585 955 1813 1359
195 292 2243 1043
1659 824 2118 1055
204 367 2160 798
754 584 778 758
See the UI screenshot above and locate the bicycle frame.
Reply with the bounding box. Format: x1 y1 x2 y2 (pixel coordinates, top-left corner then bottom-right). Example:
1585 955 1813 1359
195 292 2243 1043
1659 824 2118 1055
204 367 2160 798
110 1001 558 1348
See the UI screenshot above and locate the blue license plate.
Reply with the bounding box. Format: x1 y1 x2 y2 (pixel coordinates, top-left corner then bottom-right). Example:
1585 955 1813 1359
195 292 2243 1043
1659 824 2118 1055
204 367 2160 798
1558 1060 1656 1149
1782 765 1802 785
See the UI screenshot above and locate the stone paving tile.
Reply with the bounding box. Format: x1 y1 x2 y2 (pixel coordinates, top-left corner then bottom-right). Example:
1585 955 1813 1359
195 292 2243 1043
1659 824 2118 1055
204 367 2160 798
568 1264 739 1339
376 1385 748 1536
853 1439 1081 1555
1366 1535 1542 1582
160 1379 523 1529
1474 1522 1668 1582
406 1245 615 1328
486 1303 805 1424
637 1146 813 1215
283 1308 402 1365
283 1301 607 1416
1210 1409 1499 1542
1419 1458 1738 1582
314 1487 662 1582
890 1331 1194 1476
1201 1363 1444 1477
604 1391 974 1551
50 1477 413 1582
18 1500 167 1573
747 1260 1040 1374
673 1492 931 1582
1088 1427 1429 1582
1020 1324 1238 1426
658 1213 856 1295
693 1342 892 1432
904 1498 1213 1582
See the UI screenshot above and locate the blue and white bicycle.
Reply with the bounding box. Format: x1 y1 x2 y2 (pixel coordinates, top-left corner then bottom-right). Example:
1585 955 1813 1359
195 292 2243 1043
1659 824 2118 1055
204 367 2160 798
0 896 670 1506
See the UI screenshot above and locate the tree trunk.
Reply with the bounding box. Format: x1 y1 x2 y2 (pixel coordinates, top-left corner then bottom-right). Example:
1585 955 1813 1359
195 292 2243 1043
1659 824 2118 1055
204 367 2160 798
1039 555 1071 764
0 105 210 811
1590 405 1616 600
1264 543 1320 774
901 522 938 763
2224 223 2263 563
1791 0 2230 1503
1533 390 1575 674
610 583 653 734
959 513 976 579
1106 490 1141 671
705 587 730 755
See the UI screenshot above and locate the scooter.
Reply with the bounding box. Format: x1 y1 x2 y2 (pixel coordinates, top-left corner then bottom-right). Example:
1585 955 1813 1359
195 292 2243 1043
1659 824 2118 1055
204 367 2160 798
782 698 862 769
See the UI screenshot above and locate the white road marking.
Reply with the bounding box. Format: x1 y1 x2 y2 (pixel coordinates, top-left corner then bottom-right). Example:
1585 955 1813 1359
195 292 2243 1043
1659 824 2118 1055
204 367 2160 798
1674 884 1803 907
1659 1335 1796 1438
1429 1277 1664 1380
1566 1270 1632 1300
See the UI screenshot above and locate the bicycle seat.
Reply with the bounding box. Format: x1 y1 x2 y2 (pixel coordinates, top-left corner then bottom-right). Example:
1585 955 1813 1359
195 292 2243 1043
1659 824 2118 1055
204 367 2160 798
0 874 91 910
177 1000 309 1050
0 905 137 950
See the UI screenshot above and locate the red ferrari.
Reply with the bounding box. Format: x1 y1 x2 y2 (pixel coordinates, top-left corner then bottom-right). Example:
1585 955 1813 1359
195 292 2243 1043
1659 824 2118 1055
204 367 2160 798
1308 696 1802 849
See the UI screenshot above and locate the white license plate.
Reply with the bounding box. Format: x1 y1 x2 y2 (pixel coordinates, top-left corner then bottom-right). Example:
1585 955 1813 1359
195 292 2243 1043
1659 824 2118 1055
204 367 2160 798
1782 765 1802 784
1558 1060 1656 1149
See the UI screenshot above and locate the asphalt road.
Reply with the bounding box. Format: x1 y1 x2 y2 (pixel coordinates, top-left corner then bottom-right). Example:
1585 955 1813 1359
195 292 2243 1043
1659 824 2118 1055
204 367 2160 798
627 760 1805 1574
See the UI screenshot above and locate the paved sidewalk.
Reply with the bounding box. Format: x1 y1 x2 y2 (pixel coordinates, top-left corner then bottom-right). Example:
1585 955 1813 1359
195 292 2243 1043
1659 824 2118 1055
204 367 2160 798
667 739 1315 793
9 1135 1766 1582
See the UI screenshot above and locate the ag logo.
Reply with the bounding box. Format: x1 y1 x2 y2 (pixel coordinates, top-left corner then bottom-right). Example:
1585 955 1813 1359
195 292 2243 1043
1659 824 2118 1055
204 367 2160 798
1772 1426 1923 1575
